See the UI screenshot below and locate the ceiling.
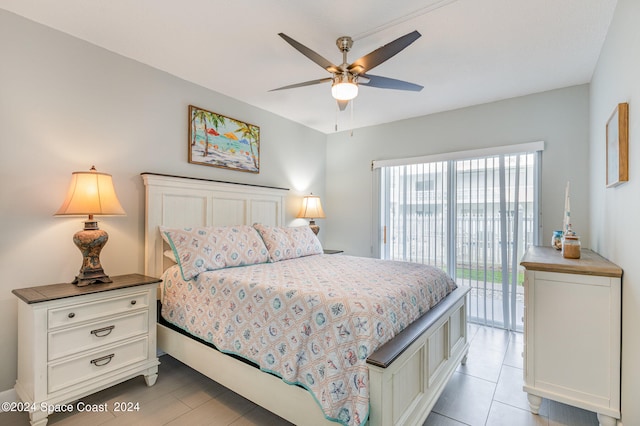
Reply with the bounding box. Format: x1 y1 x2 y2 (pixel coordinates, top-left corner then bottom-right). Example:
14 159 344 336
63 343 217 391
1 0 617 134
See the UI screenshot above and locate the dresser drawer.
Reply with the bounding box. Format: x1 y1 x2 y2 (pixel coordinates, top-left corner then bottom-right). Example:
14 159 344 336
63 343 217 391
48 291 149 329
48 336 149 394
48 311 149 361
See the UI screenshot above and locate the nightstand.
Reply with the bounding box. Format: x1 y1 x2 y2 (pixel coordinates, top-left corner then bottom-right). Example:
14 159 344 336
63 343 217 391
12 274 161 426
323 249 344 255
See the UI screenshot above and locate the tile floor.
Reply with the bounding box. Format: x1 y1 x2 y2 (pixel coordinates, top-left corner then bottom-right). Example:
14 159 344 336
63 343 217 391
424 323 599 426
1 324 600 426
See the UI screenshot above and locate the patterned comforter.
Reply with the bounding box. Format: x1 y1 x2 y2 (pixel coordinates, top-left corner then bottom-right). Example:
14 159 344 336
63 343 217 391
161 254 457 426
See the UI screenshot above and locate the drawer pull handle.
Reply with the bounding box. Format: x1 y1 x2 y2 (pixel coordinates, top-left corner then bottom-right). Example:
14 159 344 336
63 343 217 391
68 313 75 319
90 354 115 367
90 325 115 337
130 300 137 305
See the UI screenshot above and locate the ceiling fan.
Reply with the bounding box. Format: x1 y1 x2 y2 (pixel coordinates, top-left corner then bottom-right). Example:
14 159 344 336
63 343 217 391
271 31 424 110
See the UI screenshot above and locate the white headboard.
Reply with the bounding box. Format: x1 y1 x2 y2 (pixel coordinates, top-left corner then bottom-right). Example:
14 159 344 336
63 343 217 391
142 173 288 279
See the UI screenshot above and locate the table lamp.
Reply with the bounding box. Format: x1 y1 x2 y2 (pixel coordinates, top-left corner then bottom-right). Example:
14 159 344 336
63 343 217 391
55 166 126 286
297 194 325 235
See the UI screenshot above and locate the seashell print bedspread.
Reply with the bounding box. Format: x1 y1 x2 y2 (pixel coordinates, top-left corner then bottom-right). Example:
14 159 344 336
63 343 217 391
161 254 457 426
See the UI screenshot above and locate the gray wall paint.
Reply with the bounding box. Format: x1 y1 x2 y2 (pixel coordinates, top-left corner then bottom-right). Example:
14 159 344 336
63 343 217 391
0 10 326 391
589 0 640 424
324 85 591 258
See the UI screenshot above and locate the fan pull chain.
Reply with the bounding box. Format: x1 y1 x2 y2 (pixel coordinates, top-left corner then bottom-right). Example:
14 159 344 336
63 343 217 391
334 101 355 136
350 100 354 137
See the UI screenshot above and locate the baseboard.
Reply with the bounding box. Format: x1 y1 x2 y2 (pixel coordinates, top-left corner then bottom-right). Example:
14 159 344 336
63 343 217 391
0 388 18 412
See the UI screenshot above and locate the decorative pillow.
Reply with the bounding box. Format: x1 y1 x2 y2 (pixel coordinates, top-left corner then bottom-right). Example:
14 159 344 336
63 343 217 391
253 223 323 262
159 225 269 280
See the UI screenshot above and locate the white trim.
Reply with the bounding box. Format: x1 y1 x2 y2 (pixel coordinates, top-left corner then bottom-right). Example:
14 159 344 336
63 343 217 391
372 141 545 169
534 151 543 245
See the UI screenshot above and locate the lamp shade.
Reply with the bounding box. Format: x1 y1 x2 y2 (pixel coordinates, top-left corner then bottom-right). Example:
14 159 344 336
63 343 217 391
297 194 326 219
55 166 125 217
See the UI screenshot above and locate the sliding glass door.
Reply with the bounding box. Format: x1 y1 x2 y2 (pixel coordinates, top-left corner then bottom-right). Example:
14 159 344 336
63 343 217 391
377 148 540 331
380 161 450 270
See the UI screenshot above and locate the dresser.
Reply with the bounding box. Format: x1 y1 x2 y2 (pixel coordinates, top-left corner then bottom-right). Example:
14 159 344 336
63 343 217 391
520 247 622 426
12 274 161 426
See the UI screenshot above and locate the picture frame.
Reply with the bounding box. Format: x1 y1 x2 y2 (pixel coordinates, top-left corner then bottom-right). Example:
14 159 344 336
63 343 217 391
606 102 629 187
188 105 260 173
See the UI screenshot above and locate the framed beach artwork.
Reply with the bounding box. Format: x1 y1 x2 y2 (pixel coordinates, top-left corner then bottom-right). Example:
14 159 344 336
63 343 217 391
188 105 260 173
606 102 629 187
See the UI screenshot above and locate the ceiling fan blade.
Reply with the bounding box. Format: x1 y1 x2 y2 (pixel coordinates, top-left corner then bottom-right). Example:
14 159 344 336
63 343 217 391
278 33 341 73
269 77 332 92
337 100 349 111
360 74 423 91
348 30 421 74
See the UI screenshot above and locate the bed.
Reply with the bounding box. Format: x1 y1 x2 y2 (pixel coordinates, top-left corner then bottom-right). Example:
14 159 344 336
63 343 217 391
142 173 469 426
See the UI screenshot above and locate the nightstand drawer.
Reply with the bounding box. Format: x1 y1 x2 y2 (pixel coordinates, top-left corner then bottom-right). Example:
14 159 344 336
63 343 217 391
48 291 149 329
48 336 149 394
48 311 149 361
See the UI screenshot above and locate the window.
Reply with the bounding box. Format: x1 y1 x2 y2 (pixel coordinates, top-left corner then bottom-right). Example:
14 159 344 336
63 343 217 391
415 179 434 192
374 142 543 330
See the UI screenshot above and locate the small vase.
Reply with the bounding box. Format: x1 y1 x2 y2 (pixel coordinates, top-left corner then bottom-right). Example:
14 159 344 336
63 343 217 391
551 230 563 250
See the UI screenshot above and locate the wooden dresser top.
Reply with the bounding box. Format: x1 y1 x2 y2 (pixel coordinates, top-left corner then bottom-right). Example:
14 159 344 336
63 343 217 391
520 246 622 278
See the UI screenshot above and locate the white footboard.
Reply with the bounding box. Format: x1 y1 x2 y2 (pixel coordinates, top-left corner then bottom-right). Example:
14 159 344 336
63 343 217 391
367 286 469 426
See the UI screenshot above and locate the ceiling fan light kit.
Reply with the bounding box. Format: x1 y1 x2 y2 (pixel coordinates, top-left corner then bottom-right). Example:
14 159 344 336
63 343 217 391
331 74 358 101
272 31 423 109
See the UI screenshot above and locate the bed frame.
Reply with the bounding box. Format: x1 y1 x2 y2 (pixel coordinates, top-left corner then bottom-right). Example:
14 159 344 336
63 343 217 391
142 173 469 426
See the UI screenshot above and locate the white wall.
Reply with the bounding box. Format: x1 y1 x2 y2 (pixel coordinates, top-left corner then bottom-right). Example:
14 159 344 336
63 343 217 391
324 85 591 257
0 10 326 391
589 0 640 424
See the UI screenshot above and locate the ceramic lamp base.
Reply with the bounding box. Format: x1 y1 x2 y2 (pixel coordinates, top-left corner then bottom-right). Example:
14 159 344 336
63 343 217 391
72 222 112 286
309 220 320 235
